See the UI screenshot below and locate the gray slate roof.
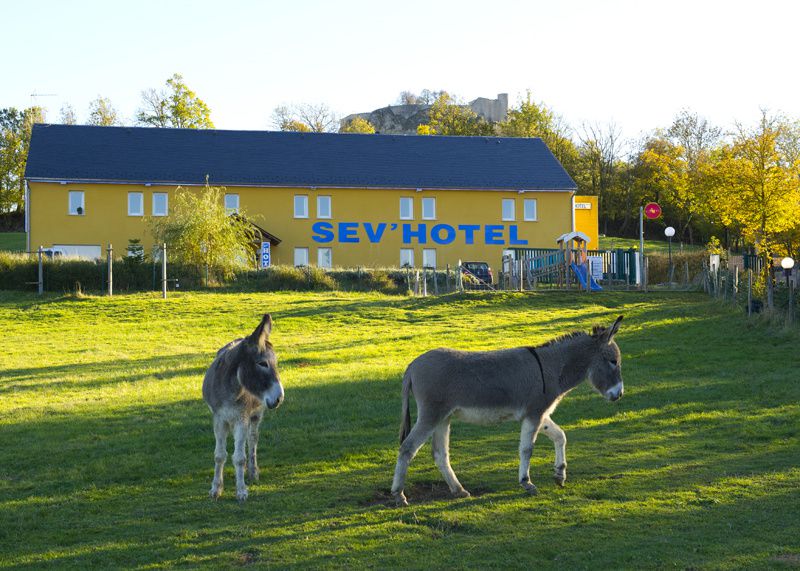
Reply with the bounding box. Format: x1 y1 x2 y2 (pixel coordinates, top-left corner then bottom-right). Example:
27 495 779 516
25 124 577 191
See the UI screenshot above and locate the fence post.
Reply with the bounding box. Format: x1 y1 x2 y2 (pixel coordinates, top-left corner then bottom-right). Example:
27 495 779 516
107 243 113 296
457 260 463 292
684 260 690 287
747 269 753 317
733 266 739 303
446 264 451 292
414 270 420 296
37 245 44 295
518 257 523 292
767 266 774 311
162 243 167 299
422 268 428 297
433 266 439 295
789 279 795 326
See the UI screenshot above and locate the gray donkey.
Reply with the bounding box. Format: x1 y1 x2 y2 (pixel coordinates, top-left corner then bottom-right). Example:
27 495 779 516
391 315 624 506
203 314 284 501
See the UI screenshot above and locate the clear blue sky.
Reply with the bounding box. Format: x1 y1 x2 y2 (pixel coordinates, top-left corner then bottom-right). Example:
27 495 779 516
4 0 799 140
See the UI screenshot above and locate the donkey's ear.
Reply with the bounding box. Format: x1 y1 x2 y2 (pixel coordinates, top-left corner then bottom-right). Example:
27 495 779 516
249 313 272 345
607 315 623 339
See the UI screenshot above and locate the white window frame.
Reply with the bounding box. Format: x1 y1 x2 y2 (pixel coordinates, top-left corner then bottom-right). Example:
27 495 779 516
225 193 240 214
294 247 309 267
399 197 414 220
400 248 415 268
68 191 85 215
523 198 538 221
128 192 144 216
152 192 168 217
502 198 516 221
317 195 332 219
294 195 309 219
318 247 332 269
422 248 437 269
421 197 436 220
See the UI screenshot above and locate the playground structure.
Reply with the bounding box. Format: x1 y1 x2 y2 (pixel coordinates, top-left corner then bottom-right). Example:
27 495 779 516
501 232 640 291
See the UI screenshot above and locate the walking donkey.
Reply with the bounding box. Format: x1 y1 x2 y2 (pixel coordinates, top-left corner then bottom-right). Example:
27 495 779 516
391 315 625 506
203 314 284 501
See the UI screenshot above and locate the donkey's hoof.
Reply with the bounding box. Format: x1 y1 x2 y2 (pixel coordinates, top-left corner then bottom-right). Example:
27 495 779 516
236 489 249 502
521 482 538 495
209 486 223 500
392 491 409 507
247 470 260 483
452 489 471 499
554 476 566 487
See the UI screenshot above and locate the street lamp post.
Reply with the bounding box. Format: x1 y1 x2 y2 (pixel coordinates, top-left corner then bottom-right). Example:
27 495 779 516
781 257 795 324
665 226 676 284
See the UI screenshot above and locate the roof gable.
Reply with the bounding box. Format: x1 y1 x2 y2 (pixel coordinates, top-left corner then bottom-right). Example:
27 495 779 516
25 124 577 191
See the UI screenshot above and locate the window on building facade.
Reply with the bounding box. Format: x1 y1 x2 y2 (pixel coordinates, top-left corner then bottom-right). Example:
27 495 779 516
318 247 332 269
225 193 239 213
502 198 515 221
294 247 309 267
68 191 85 215
317 195 331 219
400 197 413 220
523 198 537 221
422 197 436 220
422 248 437 269
128 192 144 216
400 248 414 268
294 195 309 218
152 193 168 216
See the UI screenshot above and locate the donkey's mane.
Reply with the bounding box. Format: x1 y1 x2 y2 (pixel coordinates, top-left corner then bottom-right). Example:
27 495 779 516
536 330 590 348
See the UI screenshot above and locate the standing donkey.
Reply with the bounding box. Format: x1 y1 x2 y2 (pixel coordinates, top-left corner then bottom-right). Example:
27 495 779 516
391 315 625 506
203 314 284 501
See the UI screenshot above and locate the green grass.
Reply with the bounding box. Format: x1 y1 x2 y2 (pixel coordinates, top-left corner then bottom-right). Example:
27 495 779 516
599 235 703 254
0 232 25 252
0 290 798 569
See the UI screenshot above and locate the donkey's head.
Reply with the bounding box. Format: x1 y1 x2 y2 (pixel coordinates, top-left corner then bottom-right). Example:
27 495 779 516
236 314 284 409
587 315 624 402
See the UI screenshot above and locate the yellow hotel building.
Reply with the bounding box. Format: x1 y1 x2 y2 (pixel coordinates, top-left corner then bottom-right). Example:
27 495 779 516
24 125 597 274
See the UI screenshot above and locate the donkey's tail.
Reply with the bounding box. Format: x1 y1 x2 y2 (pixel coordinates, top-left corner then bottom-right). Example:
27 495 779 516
399 369 413 444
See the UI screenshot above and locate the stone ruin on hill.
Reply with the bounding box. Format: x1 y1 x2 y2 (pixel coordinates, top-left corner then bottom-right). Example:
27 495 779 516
340 93 508 135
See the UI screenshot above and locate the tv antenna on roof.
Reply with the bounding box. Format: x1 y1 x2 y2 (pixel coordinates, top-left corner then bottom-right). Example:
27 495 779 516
30 92 58 105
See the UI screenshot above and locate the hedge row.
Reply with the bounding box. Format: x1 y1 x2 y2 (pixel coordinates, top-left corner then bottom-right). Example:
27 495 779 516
0 252 453 295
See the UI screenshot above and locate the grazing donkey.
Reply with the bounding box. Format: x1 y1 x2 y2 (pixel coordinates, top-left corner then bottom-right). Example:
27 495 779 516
203 314 284 501
391 315 625 506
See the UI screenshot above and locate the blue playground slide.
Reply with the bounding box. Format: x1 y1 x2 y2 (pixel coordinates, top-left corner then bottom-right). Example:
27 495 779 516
570 263 603 291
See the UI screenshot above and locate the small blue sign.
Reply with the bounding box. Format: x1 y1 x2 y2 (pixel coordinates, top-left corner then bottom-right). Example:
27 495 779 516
260 242 271 269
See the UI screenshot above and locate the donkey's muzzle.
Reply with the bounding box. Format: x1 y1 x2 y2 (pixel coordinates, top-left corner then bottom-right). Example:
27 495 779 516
606 383 624 401
263 383 284 409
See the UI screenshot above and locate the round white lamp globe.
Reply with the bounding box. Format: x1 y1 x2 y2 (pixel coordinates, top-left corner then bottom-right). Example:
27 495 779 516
781 257 795 270
664 226 676 238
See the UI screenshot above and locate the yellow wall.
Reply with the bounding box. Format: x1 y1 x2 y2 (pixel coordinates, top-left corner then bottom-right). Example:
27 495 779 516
28 182 580 274
573 195 599 247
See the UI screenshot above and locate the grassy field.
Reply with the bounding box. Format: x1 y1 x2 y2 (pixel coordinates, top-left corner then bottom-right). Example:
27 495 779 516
599 235 703 254
0 232 25 252
0 290 798 569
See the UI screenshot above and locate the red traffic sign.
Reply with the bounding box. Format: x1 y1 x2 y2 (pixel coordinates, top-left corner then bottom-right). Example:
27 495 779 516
644 202 662 219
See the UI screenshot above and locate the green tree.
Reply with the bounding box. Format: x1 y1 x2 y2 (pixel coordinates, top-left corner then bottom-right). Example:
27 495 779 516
87 96 119 126
340 116 376 134
498 91 580 180
709 111 800 260
0 106 45 212
59 104 77 125
136 73 214 129
150 181 257 278
416 92 493 136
